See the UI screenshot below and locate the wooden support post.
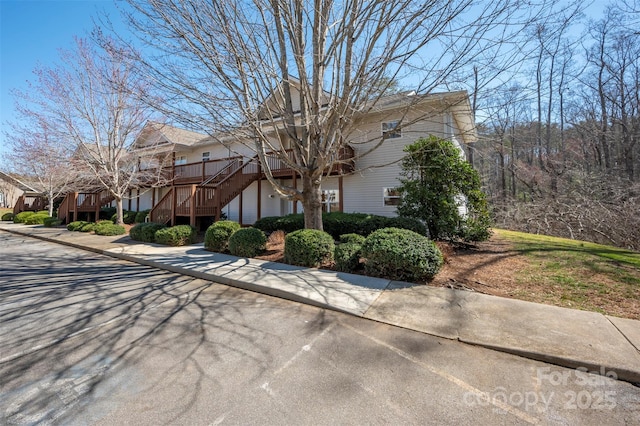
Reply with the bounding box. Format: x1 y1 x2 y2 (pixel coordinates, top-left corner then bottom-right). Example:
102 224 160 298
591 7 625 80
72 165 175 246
136 189 140 212
190 185 197 227
95 193 100 221
127 190 132 211
338 176 344 212
238 190 243 225
171 187 177 226
72 192 78 222
151 187 156 209
257 163 262 220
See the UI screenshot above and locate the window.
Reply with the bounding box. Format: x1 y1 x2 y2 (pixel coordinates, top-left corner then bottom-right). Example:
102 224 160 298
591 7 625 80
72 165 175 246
322 189 340 212
175 156 187 166
202 151 211 162
383 187 401 206
382 120 401 139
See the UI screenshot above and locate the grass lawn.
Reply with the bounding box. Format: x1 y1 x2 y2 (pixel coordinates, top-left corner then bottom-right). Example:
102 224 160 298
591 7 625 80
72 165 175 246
495 229 640 319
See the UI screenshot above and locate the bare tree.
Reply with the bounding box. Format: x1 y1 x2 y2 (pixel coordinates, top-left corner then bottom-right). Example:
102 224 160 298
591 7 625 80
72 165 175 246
16 37 165 224
122 0 543 230
4 111 73 217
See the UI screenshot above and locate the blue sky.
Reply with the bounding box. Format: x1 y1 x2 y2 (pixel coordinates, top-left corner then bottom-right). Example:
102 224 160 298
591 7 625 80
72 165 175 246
0 0 126 159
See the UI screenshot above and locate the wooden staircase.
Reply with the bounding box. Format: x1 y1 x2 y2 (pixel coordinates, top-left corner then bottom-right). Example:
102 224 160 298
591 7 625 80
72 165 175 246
150 156 261 225
57 191 115 224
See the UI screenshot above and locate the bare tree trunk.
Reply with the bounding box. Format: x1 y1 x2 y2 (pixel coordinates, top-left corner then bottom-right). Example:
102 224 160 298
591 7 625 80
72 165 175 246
301 176 323 231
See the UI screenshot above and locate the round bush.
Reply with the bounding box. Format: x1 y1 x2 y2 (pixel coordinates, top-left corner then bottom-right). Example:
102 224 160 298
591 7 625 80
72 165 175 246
130 222 166 243
43 217 63 227
228 227 267 257
67 221 89 231
14 211 35 224
284 229 334 267
334 242 363 273
2 212 14 221
24 213 50 225
387 216 428 236
134 210 150 224
94 222 126 236
79 222 97 232
204 220 241 252
155 225 197 246
339 233 366 245
361 227 443 281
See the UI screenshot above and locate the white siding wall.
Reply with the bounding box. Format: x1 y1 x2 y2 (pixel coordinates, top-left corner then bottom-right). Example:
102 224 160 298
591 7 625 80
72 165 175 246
341 106 464 217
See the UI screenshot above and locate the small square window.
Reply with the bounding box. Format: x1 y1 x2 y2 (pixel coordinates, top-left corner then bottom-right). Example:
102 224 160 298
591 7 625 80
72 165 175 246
383 187 401 206
202 151 211 161
322 189 340 213
175 156 187 166
382 121 401 139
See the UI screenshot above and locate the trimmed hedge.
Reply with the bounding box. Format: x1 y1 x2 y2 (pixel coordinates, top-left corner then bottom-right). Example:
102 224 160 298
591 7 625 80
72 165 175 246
339 233 366 245
134 210 150 224
204 220 241 252
79 222 97 232
155 225 197 246
111 210 137 224
334 242 363 273
43 217 63 227
130 222 166 243
67 221 89 231
14 211 35 224
94 221 126 236
361 227 443 282
284 229 334 267
228 227 267 257
24 213 50 225
253 213 304 234
99 207 116 221
253 212 428 239
1 212 14 221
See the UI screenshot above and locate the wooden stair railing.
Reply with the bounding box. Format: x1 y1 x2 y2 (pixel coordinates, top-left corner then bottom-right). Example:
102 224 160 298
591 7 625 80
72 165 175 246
149 187 175 225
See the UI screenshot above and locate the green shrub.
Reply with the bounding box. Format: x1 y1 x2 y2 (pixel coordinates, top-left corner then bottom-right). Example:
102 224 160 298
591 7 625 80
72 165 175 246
387 216 428 236
361 227 443 281
204 220 242 252
228 227 267 257
130 222 166 243
100 206 117 220
134 210 150 224
24 213 50 225
67 221 89 231
14 211 35 224
94 221 126 236
2 212 14 221
253 213 305 234
284 229 334 267
155 225 197 246
334 242 363 273
79 222 97 232
339 233 366 245
110 210 136 224
43 217 62 227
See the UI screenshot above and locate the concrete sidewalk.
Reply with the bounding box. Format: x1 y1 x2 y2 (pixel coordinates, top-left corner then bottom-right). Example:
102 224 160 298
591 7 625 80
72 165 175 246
2 222 639 384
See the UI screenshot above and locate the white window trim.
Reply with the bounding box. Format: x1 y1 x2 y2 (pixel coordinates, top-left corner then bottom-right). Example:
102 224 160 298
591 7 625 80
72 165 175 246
202 151 211 161
383 187 401 206
175 155 187 166
382 120 401 139
321 189 340 213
